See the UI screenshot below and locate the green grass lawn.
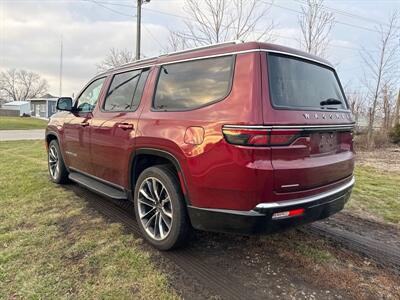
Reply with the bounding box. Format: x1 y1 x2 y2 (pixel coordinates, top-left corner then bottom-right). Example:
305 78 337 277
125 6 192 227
347 165 400 224
0 140 176 299
0 116 48 130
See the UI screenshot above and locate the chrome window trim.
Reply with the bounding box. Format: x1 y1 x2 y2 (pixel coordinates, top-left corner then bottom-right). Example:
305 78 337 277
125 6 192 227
98 48 334 76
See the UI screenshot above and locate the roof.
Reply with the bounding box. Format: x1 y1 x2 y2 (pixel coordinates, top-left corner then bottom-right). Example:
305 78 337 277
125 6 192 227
41 93 58 99
2 101 30 106
98 41 334 77
28 97 58 102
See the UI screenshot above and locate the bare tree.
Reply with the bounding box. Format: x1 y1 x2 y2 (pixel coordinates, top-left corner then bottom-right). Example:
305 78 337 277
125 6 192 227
361 12 399 148
0 69 48 102
298 0 334 57
395 88 400 126
168 0 274 51
97 48 134 72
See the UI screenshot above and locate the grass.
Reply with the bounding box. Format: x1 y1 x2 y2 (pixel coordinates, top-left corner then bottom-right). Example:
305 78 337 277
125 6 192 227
348 165 400 224
0 140 177 299
0 116 48 130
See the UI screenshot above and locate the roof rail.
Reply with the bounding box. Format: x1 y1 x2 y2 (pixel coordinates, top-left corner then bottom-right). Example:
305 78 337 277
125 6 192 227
101 40 244 74
160 40 243 58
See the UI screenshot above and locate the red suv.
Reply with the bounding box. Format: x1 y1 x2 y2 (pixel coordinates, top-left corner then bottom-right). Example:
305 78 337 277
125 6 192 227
46 41 355 250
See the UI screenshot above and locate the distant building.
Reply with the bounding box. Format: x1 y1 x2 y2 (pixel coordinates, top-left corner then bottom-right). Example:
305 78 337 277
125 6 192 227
0 101 31 116
27 94 58 118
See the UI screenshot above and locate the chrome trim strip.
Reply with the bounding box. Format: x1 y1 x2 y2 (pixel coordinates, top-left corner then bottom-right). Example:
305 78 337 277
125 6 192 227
255 176 355 210
188 176 354 216
223 124 355 130
69 167 126 191
260 49 333 67
187 205 263 216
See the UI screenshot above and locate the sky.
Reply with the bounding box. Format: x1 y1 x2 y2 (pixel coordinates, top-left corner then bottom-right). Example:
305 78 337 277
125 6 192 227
0 0 399 98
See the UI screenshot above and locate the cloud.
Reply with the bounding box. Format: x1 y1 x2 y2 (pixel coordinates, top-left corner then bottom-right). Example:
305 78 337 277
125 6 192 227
0 1 169 96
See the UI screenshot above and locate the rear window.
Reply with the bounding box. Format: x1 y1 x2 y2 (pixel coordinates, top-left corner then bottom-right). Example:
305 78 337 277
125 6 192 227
153 56 234 111
267 54 347 110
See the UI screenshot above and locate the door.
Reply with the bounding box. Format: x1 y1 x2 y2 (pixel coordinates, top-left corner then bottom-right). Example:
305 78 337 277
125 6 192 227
263 52 354 193
63 77 106 174
90 68 150 188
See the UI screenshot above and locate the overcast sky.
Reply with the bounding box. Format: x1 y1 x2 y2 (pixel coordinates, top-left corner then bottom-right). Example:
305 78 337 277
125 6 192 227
1 0 399 97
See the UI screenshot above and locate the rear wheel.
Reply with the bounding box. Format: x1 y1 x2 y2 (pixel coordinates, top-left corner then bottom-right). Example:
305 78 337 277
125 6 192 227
48 140 69 184
134 165 189 250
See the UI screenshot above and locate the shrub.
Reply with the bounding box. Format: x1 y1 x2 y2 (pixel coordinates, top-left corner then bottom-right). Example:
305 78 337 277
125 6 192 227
389 123 400 144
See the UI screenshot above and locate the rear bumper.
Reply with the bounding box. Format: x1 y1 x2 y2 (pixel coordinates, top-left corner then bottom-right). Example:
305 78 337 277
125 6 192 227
188 176 354 234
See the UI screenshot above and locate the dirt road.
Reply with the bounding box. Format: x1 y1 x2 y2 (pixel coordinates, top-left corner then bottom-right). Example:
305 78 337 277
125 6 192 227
67 184 400 300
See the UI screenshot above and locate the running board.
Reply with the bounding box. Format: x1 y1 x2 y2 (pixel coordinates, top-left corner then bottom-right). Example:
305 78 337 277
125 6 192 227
69 172 128 200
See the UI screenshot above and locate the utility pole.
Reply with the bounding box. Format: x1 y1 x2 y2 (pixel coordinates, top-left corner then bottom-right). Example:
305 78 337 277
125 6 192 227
136 0 150 60
59 36 63 97
136 0 142 60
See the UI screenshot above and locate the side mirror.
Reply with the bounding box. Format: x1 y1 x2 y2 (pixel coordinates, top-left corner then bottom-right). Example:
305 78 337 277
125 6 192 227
56 97 73 111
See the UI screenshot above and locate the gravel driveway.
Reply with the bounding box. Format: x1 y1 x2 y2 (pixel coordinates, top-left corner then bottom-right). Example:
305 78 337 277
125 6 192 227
0 129 45 141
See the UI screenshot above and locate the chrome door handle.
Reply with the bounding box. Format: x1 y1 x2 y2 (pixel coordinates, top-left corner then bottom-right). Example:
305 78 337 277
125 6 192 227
117 123 134 130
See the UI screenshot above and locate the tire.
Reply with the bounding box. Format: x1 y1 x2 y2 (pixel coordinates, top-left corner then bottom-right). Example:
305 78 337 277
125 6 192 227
48 140 69 184
134 165 190 250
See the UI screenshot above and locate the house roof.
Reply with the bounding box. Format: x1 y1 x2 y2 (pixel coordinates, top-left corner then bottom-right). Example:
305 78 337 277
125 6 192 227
28 97 58 102
2 101 30 106
41 93 58 99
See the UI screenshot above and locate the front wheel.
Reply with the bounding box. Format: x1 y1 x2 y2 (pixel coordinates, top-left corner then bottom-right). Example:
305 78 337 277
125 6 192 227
134 166 190 250
48 140 69 184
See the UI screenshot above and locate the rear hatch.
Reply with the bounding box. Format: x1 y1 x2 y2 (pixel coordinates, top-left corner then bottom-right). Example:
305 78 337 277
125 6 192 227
264 52 354 193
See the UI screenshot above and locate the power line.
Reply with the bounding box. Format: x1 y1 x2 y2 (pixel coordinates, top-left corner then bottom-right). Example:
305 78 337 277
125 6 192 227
293 0 400 30
264 0 382 34
83 0 135 18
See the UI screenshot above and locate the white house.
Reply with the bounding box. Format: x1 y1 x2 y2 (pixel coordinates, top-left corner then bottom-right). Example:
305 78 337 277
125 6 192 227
27 94 58 118
0 101 31 116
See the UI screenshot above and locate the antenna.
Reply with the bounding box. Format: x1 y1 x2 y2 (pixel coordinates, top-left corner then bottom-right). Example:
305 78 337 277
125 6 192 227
59 36 63 97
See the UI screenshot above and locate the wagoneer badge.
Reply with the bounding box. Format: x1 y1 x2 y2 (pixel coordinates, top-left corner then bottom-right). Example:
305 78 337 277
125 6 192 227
303 113 349 120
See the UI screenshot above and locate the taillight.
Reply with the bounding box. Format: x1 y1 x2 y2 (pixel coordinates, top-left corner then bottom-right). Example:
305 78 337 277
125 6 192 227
270 129 301 146
222 128 269 146
222 126 302 147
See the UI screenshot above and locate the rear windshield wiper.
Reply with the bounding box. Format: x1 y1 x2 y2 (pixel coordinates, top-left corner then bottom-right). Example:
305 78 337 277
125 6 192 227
320 98 342 106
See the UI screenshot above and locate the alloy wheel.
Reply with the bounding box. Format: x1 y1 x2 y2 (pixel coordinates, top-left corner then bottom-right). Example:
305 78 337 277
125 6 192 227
48 145 59 179
137 177 173 241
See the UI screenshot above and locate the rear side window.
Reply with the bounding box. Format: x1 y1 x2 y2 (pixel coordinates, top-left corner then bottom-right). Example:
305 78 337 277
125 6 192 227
267 54 347 110
104 69 148 111
153 56 234 110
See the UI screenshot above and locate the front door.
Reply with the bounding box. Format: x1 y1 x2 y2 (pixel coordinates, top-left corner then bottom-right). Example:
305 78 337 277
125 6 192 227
63 77 106 175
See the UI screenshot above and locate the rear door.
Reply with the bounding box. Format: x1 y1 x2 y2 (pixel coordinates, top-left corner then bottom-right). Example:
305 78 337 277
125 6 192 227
263 53 354 193
90 68 150 188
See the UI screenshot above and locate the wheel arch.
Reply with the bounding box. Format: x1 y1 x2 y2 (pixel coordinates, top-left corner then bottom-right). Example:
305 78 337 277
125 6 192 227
129 148 191 205
45 131 59 146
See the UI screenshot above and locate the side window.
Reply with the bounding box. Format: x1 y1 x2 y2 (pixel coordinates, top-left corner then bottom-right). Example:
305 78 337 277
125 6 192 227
76 77 106 112
131 69 150 109
153 56 233 110
103 70 141 111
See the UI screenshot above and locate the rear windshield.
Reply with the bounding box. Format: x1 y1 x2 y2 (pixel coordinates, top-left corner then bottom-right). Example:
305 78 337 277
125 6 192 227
267 53 347 110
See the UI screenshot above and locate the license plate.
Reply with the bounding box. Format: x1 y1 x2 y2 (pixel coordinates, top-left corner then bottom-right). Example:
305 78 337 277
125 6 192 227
310 132 338 154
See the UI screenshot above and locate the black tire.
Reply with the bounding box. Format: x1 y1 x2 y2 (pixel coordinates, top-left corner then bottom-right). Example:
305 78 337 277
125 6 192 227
134 165 190 250
48 140 69 184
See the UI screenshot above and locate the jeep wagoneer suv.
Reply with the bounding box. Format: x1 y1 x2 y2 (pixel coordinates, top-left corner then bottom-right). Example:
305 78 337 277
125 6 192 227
46 41 355 250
